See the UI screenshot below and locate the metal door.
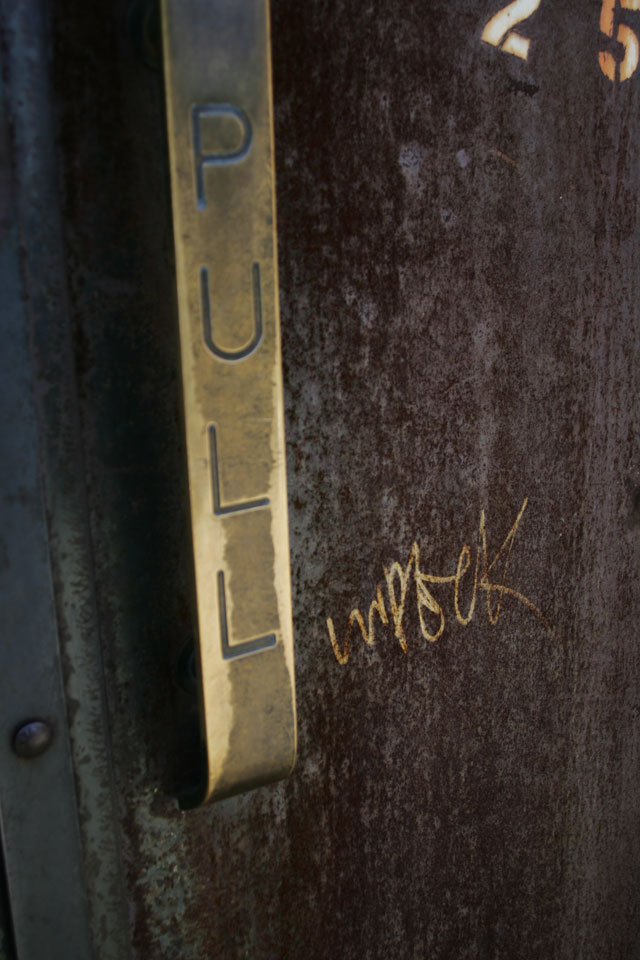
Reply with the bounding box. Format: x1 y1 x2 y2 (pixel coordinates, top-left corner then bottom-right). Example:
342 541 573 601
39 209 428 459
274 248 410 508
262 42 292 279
1 0 640 957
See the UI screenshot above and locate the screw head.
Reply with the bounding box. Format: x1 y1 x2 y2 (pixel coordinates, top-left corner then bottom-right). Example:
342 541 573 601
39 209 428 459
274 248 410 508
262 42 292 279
12 720 53 758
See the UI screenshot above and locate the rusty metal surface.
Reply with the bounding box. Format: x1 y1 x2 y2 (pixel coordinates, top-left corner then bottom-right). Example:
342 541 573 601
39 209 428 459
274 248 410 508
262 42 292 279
49 0 640 957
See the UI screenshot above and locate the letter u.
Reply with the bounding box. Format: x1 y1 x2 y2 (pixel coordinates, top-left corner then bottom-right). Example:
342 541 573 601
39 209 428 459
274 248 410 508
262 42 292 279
200 262 263 362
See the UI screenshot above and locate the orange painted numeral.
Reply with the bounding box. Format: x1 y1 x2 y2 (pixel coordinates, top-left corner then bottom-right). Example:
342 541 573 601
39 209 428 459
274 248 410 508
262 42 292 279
481 0 542 61
599 0 640 82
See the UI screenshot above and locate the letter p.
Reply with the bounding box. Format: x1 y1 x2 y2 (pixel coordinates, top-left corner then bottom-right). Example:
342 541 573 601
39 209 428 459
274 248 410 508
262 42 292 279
191 103 253 210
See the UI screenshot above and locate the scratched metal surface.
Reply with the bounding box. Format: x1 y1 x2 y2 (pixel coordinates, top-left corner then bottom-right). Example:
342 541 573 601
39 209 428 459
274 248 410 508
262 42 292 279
50 0 640 958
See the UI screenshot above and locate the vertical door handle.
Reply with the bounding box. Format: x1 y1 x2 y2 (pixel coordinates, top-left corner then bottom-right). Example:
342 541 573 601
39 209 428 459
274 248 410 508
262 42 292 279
161 0 296 805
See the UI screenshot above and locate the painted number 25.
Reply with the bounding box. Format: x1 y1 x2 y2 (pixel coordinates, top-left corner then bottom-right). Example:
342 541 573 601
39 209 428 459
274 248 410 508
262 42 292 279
481 0 640 82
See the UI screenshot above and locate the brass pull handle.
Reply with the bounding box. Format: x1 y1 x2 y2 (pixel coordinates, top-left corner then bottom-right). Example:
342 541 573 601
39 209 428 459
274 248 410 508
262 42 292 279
161 0 296 805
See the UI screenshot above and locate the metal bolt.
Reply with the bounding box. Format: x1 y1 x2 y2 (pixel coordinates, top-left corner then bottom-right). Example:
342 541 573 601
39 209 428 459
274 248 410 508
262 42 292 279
12 719 53 759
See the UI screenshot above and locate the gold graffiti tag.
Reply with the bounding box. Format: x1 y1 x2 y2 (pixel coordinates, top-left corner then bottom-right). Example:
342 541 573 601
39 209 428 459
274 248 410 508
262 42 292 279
326 498 554 665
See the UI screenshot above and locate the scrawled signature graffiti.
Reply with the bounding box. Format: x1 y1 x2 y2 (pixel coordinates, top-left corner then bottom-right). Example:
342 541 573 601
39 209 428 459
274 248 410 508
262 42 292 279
326 498 554 665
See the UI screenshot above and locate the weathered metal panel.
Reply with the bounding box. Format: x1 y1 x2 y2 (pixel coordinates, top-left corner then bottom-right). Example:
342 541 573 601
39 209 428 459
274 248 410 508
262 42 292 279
0 5 96 956
41 0 640 957
0 851 14 960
